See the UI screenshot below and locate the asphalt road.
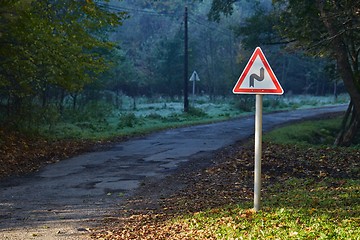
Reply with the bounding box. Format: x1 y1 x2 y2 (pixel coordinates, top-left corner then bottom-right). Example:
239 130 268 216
0 105 346 239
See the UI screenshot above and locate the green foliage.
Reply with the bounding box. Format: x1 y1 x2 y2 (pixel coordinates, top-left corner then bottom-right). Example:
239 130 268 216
186 107 208 117
66 101 113 122
264 117 342 146
233 96 254 112
30 95 344 140
235 7 282 48
118 113 140 129
154 32 184 97
146 113 163 120
207 0 237 22
273 0 326 52
263 97 288 110
0 0 127 116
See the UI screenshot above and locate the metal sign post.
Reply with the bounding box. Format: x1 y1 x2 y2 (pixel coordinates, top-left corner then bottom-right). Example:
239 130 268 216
254 94 263 211
232 47 283 212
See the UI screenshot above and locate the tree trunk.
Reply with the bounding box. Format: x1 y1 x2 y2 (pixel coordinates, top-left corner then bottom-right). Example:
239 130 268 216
334 101 359 146
333 78 338 101
339 118 359 147
6 93 11 116
42 89 47 108
58 89 65 115
72 93 78 111
132 96 136 110
317 1 360 145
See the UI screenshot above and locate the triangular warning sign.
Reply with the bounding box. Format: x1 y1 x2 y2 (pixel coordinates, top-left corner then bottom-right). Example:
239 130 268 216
233 47 284 95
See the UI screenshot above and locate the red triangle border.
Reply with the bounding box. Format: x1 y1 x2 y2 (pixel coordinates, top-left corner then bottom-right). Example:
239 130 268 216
233 47 284 95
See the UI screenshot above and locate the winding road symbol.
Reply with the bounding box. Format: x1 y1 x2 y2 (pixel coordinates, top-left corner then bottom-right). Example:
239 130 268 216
249 67 264 87
233 47 283 95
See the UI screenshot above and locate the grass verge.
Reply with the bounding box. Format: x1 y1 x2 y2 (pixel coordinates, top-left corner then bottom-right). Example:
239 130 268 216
171 178 359 239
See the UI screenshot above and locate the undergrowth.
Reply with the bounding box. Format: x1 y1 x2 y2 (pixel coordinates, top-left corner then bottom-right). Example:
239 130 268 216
0 94 348 141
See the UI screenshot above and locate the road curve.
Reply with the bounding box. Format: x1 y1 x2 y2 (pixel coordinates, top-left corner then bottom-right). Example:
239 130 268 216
0 105 346 239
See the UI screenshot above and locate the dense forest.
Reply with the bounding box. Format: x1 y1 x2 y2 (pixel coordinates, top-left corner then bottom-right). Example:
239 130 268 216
101 0 341 99
1 0 359 144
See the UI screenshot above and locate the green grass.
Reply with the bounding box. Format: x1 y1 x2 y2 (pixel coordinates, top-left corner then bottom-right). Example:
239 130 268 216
175 178 359 239
263 116 342 146
5 94 348 141
39 109 234 140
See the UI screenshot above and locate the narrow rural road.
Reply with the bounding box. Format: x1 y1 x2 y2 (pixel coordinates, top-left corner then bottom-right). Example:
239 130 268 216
0 105 346 239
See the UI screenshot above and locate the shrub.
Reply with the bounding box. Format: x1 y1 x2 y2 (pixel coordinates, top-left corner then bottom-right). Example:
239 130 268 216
233 96 254 112
186 107 207 117
263 98 288 110
65 101 114 122
162 113 183 122
146 113 163 120
118 113 139 128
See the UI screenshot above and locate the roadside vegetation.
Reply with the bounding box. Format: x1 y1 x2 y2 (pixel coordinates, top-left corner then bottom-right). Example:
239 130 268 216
91 114 359 240
0 94 348 179
3 94 348 140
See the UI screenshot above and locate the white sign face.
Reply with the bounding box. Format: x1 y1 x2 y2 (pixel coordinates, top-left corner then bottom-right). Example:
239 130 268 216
190 71 200 81
233 47 283 95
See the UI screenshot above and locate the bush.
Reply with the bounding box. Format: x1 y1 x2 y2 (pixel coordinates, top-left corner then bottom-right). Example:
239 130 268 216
186 107 207 117
64 101 114 122
118 113 139 128
146 113 164 120
162 113 183 123
233 96 254 112
263 98 288 110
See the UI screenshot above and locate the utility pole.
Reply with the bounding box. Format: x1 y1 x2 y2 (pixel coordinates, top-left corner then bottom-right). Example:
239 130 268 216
183 6 189 112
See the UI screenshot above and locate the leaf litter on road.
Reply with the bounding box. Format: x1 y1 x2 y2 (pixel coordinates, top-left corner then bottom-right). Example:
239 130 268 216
0 128 112 179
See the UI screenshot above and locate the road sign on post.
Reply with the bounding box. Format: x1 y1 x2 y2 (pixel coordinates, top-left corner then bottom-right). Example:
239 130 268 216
233 47 283 95
233 47 284 212
190 71 200 96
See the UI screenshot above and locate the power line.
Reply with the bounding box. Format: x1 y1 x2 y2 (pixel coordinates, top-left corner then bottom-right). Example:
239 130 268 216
189 13 234 33
96 2 234 35
188 16 232 36
96 2 176 17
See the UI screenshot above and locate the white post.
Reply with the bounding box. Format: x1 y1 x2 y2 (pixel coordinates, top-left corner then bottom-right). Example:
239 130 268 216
192 79 196 96
254 94 263 211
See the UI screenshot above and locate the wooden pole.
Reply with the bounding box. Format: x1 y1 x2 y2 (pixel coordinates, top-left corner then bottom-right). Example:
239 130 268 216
183 6 189 112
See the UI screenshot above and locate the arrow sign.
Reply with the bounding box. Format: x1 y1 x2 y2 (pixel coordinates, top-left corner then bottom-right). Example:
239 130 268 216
233 47 283 95
189 71 200 81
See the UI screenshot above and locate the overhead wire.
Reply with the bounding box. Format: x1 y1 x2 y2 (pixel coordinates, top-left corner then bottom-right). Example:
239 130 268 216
188 16 233 36
96 2 233 36
96 2 177 17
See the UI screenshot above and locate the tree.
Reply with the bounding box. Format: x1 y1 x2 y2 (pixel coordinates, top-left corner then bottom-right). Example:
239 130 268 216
155 33 184 98
0 0 126 118
207 0 360 146
274 0 360 146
